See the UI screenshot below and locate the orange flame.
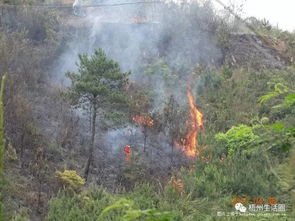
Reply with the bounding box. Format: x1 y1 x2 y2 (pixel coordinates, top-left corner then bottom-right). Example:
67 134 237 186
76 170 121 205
175 88 203 157
132 115 154 127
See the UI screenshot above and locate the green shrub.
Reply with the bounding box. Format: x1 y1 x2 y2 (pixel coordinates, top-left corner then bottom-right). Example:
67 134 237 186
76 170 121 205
47 188 121 221
48 188 172 221
127 183 159 210
215 124 260 157
56 170 85 191
100 198 172 221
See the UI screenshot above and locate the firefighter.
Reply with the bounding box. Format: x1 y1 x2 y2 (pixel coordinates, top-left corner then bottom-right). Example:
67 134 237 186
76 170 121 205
124 145 132 162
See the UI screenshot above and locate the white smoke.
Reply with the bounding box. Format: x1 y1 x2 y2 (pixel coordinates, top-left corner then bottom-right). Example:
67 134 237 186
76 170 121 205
51 1 222 164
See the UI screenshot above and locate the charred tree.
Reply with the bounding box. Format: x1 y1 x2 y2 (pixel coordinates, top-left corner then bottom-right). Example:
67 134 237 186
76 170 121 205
163 95 183 167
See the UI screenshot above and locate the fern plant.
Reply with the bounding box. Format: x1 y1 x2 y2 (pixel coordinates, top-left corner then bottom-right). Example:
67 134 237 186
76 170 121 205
215 124 260 157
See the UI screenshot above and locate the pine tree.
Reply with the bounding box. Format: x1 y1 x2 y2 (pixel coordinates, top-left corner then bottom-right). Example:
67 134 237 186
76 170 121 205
65 49 129 181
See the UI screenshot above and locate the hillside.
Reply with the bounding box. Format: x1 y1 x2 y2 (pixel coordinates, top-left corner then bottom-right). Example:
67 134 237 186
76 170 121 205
0 1 294 220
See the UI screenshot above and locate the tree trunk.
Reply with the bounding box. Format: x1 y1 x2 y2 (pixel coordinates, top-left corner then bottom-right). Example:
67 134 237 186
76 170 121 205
143 133 147 153
84 106 97 181
20 131 25 168
143 126 147 153
170 137 174 167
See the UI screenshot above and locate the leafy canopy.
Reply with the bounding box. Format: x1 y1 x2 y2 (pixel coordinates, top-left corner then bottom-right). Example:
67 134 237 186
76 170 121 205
65 49 129 111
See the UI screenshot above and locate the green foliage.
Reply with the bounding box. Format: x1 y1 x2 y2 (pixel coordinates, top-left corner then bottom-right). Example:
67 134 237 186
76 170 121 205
48 67 295 219
48 188 172 221
10 208 29 221
127 184 158 210
259 80 295 154
259 82 289 104
192 164 228 198
0 202 3 221
47 188 119 221
222 153 279 197
215 124 260 157
65 49 129 107
56 170 85 190
119 160 151 191
65 49 130 179
197 69 263 132
158 183 213 221
100 198 172 221
6 142 17 162
276 149 295 218
65 48 130 126
266 122 285 131
183 150 278 199
275 92 295 108
197 67 295 134
197 68 224 93
99 199 132 217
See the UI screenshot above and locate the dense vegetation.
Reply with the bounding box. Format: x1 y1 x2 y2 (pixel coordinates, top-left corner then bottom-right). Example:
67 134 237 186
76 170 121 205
0 0 294 220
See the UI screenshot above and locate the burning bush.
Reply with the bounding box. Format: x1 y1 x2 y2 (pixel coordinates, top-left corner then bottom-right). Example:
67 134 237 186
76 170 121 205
175 88 204 157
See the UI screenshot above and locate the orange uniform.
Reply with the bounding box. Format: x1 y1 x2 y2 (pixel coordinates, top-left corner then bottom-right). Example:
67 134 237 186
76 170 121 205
124 145 131 162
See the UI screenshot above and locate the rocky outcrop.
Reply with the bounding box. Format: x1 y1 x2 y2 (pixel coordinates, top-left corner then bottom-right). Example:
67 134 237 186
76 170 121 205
224 33 286 69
